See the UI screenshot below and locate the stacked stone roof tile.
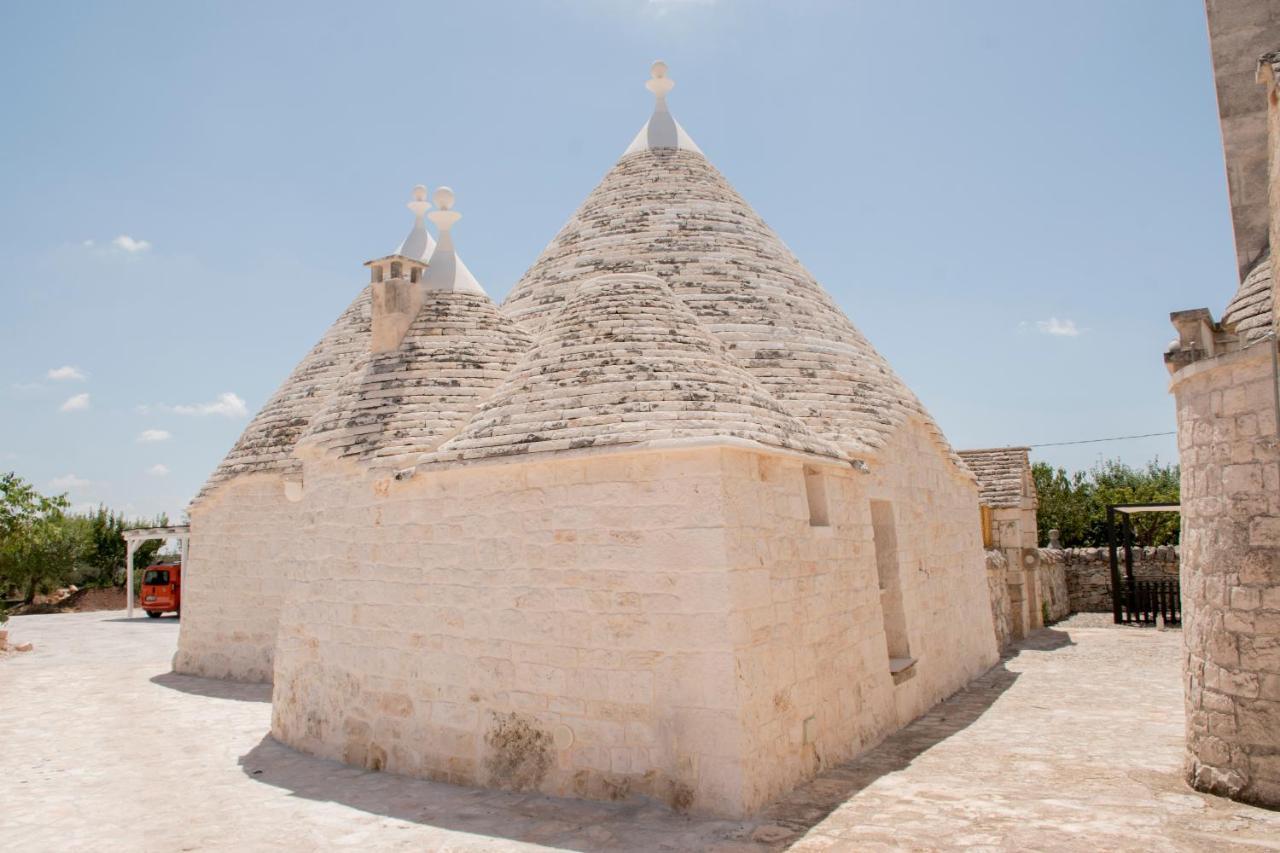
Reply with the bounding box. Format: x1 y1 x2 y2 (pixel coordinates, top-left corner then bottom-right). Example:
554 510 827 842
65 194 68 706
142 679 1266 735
193 288 372 503
196 66 974 505
956 448 1035 509
299 292 534 464
429 274 844 463
502 149 962 469
1221 251 1273 343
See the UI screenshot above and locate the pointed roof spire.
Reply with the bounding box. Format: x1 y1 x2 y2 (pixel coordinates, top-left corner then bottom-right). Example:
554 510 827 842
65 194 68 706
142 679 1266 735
422 186 486 295
396 184 437 262
624 60 703 156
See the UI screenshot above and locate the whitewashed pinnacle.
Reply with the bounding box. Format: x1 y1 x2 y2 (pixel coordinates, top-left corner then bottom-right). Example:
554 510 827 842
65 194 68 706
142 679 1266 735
423 186 486 295
624 60 703 155
396 183 436 262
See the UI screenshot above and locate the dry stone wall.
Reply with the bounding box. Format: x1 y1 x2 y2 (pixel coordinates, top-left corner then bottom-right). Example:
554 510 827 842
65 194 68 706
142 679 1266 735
1038 546 1180 614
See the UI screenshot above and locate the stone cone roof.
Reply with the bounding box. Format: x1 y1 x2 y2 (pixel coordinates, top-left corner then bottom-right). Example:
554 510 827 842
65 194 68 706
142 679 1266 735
1222 251 1273 343
299 292 533 464
502 148 961 465
429 273 843 463
956 447 1035 509
192 287 373 504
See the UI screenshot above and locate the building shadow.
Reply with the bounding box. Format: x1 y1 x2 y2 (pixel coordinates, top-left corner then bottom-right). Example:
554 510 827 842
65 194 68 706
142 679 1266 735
151 671 271 703
227 628 1078 850
237 734 756 851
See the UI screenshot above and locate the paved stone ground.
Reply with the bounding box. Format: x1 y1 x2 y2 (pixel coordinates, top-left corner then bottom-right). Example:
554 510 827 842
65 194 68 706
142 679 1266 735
1 611 1277 852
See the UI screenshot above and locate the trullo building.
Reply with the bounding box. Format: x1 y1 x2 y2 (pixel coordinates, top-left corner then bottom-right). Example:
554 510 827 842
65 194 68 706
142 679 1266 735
175 62 1000 816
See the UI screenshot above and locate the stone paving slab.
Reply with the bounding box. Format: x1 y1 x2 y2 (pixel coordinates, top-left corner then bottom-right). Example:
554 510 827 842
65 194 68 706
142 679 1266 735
1 611 1277 851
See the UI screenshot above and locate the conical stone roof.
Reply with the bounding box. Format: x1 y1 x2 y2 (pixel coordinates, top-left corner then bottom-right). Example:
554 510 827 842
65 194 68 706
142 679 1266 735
1222 251 1273 344
502 146 959 461
429 273 843 463
299 292 533 463
192 287 373 504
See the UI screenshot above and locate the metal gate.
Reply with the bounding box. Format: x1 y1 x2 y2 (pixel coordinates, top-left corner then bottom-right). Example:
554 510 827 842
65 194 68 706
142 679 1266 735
1107 504 1181 626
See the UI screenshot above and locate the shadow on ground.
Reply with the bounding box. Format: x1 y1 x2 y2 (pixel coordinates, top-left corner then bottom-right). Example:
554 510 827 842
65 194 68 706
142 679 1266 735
151 671 271 703
217 628 1078 850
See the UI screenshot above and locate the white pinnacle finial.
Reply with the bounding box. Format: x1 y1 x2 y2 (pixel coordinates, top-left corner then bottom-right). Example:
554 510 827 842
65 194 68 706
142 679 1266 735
397 183 434 261
428 186 460 233
422 186 485 296
646 60 674 100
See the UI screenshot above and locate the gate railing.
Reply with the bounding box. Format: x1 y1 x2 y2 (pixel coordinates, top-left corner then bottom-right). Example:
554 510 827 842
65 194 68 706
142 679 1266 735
1117 578 1181 626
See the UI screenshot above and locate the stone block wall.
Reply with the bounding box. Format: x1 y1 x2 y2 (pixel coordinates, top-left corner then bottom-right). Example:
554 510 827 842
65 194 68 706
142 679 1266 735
175 473 303 683
252 425 997 818
1039 546 1180 614
1037 556 1070 623
271 447 749 814
1173 343 1280 807
720 421 999 810
985 550 1012 651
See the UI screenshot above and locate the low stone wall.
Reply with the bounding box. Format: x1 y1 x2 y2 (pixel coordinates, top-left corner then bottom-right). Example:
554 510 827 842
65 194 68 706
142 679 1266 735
1040 546 1180 614
1037 557 1070 624
985 550 1011 651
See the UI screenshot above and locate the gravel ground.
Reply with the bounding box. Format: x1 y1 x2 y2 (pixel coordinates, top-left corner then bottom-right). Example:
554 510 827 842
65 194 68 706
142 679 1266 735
1 610 1277 852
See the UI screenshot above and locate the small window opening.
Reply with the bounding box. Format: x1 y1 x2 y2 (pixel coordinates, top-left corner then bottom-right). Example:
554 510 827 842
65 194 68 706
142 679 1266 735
390 261 403 279
980 505 993 548
803 466 829 527
410 267 421 283
871 500 913 676
371 265 384 283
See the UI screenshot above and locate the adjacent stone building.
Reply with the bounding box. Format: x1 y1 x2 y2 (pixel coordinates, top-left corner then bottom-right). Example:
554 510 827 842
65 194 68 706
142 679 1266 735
175 63 1000 817
959 447 1069 648
1162 1 1280 809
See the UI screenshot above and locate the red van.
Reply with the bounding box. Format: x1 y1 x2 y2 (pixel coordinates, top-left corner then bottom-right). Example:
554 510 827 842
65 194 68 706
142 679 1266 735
140 562 181 618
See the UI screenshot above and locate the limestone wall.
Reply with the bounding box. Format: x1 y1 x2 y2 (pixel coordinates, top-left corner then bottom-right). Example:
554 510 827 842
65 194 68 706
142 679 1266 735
262 430 996 817
175 474 303 683
1038 557 1070 624
1173 343 1280 807
271 447 751 815
985 550 1012 651
1039 546 1180 614
721 419 999 810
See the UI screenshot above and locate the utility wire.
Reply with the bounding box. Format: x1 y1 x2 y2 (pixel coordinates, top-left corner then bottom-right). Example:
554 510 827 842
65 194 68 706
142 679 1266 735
1028 431 1176 449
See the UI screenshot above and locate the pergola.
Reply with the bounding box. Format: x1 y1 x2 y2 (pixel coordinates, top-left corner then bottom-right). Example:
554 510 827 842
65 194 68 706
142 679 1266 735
121 526 190 619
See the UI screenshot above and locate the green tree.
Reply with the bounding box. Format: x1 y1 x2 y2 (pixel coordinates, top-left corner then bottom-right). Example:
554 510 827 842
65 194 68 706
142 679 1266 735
0 472 88 603
80 506 166 588
1033 458 1180 548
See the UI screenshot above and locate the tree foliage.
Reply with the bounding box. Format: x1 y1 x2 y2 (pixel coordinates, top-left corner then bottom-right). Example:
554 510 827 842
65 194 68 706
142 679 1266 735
1 472 170 603
80 506 167 588
1033 458 1180 548
0 472 84 603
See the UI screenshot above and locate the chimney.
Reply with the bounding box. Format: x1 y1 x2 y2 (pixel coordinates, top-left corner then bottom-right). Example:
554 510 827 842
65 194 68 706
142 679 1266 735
366 186 430 353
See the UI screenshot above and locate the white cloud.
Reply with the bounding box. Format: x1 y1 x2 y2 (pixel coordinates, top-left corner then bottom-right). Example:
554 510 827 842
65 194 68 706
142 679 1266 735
47 365 86 381
1022 317 1083 337
59 392 90 412
50 473 92 492
147 463 170 477
82 239 95 248
112 234 152 253
138 429 172 443
169 391 248 418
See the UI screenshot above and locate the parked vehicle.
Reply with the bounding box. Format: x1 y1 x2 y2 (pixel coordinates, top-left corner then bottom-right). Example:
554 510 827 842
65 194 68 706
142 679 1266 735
140 562 181 618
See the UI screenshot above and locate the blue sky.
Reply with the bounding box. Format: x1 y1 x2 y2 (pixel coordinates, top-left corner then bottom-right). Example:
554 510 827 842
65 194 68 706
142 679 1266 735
0 0 1235 520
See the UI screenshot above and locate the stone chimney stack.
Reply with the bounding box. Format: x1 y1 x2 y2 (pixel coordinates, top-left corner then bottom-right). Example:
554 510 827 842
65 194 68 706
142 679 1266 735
366 186 430 353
